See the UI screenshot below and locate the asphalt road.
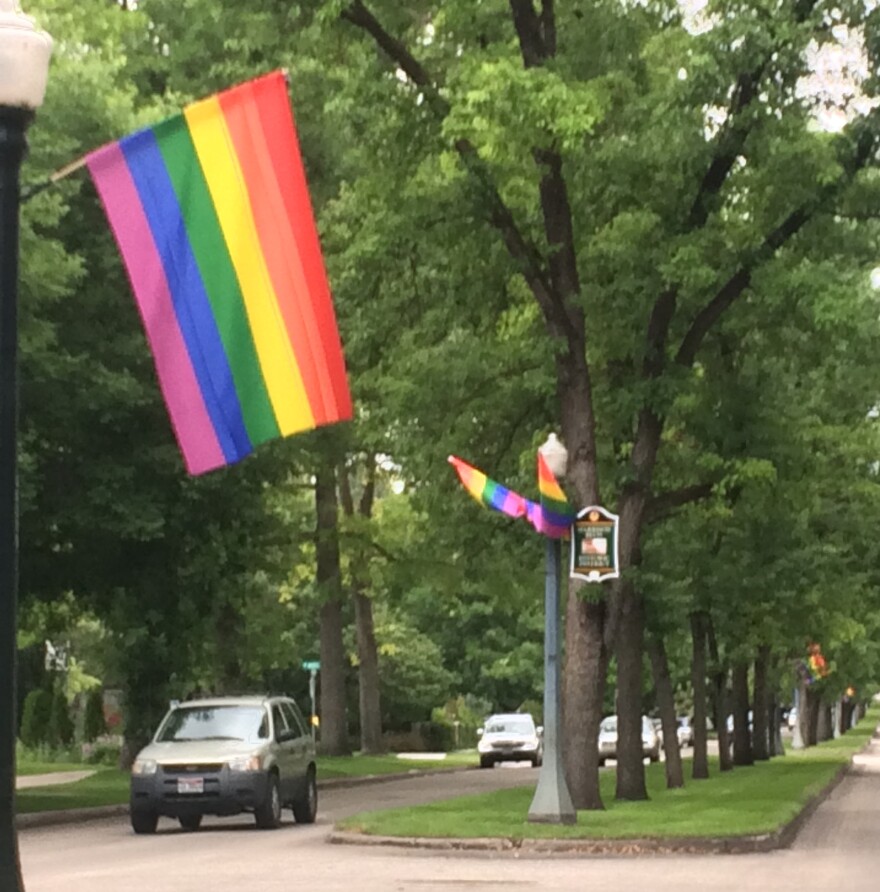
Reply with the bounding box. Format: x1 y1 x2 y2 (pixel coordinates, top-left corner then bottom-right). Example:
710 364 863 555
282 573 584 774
17 740 880 892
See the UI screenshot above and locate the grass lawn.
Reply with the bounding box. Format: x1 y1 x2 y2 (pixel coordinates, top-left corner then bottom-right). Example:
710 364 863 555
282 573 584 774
17 761 88 776
338 708 879 841
17 769 130 814
319 751 477 779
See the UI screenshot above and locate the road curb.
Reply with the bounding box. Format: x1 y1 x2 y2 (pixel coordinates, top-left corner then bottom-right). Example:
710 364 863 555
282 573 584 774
17 804 130 829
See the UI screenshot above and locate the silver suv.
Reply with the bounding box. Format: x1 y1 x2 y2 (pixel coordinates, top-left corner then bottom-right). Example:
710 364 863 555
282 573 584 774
129 694 317 833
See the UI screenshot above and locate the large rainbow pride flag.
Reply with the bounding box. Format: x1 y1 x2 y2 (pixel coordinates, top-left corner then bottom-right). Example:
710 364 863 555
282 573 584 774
86 71 352 475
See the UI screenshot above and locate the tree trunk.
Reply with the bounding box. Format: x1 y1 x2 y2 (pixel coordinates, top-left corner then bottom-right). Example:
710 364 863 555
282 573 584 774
816 702 832 742
615 580 648 801
706 614 733 771
315 464 351 756
339 461 384 754
805 684 819 746
647 633 684 789
354 592 383 753
752 646 770 761
215 600 244 695
563 593 607 809
731 662 753 766
768 691 785 757
842 699 854 734
690 612 710 780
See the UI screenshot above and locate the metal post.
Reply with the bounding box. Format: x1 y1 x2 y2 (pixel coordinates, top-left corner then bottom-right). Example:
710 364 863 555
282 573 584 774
0 104 32 892
528 537 576 824
309 669 317 743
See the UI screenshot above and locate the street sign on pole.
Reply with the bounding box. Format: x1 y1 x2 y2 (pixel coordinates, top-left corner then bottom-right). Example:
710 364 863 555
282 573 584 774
570 505 620 583
302 660 320 742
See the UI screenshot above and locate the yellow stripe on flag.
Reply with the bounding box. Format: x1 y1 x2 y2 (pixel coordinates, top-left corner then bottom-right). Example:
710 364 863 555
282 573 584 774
184 97 314 435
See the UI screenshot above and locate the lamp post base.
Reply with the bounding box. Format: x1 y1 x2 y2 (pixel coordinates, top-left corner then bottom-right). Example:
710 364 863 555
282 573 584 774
528 753 577 825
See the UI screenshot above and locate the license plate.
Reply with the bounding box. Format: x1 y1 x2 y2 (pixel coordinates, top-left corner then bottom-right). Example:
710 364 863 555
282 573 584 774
177 777 204 794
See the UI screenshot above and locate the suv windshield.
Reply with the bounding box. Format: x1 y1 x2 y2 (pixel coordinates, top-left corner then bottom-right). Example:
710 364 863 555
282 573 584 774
485 719 534 735
156 705 269 743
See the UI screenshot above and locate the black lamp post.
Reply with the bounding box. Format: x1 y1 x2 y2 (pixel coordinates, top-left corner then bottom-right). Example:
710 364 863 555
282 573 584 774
0 3 52 889
527 433 576 824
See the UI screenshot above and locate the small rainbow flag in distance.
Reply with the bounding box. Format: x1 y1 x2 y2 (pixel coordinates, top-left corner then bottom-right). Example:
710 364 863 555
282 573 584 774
448 454 574 539
530 451 575 537
448 455 530 520
86 71 352 475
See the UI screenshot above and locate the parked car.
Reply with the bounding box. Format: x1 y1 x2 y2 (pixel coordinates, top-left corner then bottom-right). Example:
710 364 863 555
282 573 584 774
598 715 661 765
651 717 663 742
477 713 543 768
129 694 317 834
676 716 694 747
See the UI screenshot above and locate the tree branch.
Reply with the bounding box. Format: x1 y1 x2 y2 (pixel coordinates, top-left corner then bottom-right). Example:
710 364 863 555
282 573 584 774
675 206 809 367
541 0 556 56
645 482 716 525
508 1 585 353
635 0 820 387
509 0 546 67
341 1 572 340
341 1 437 93
677 114 878 367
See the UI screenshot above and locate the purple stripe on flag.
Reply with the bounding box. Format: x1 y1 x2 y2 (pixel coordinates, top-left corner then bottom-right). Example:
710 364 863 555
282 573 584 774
86 142 225 475
526 503 571 539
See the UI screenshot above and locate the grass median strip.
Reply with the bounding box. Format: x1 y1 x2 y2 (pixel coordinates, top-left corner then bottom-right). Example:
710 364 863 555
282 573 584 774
339 712 878 841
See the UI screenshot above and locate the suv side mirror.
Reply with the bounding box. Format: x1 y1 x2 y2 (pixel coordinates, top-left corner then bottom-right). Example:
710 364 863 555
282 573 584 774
476 728 483 737
536 726 544 736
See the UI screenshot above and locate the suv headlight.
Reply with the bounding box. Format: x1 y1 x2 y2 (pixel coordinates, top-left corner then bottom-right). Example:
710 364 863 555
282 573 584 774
477 739 492 753
227 754 263 772
132 758 158 776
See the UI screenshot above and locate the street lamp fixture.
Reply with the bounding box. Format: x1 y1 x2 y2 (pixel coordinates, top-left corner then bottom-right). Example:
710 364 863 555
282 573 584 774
0 3 52 890
527 433 576 825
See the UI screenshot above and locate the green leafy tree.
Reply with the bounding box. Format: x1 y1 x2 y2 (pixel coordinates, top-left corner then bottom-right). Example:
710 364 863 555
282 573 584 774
83 689 107 743
19 689 53 749
48 685 75 748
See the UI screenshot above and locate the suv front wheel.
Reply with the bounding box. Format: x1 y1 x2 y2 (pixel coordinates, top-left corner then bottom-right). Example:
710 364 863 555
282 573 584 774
254 773 282 829
292 770 318 824
131 806 158 835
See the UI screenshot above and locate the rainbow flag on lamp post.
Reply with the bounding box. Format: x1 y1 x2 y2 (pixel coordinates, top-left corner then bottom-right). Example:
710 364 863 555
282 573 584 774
86 71 352 475
448 454 575 539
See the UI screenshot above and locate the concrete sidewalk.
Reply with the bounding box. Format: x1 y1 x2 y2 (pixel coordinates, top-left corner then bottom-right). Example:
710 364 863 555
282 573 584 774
16 770 96 790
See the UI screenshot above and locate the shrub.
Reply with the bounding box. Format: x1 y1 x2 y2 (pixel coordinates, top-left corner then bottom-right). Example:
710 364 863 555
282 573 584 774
430 694 492 750
413 721 455 752
49 687 75 748
83 690 107 743
82 739 122 766
381 729 426 752
19 689 52 748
